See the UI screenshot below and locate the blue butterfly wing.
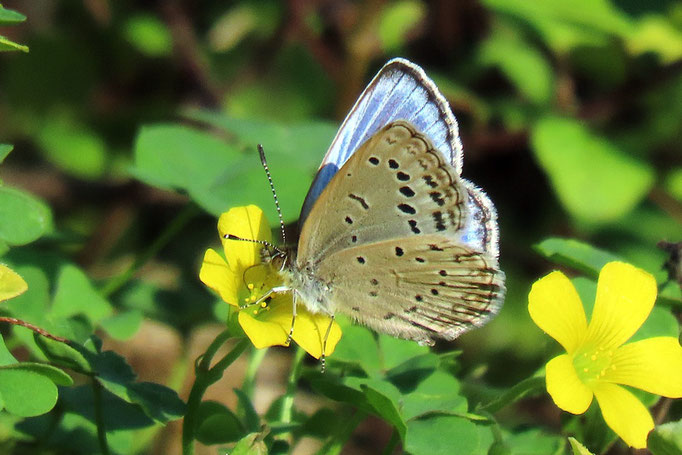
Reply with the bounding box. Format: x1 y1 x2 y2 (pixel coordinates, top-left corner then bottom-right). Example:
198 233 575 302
300 58 499 261
300 58 463 223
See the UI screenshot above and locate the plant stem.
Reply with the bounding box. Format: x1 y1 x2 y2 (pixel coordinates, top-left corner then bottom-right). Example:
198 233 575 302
182 336 249 455
477 376 546 414
92 379 110 455
242 347 267 398
100 203 199 297
279 346 305 424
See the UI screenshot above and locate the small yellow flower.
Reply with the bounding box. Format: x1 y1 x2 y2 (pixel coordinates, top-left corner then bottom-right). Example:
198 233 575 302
199 205 342 359
0 264 27 301
529 261 682 449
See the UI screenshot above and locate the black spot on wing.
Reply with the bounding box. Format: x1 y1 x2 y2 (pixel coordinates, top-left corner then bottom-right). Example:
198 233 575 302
348 193 369 210
399 186 415 197
398 203 416 215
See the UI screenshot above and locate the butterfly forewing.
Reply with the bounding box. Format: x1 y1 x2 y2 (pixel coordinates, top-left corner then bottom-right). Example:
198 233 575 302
300 58 463 225
316 234 505 344
298 121 469 264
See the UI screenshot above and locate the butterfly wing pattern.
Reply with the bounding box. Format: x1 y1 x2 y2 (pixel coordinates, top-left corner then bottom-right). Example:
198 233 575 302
290 121 505 345
280 58 505 345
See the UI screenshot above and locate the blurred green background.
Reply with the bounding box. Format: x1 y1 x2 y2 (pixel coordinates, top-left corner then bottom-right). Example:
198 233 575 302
1 0 681 453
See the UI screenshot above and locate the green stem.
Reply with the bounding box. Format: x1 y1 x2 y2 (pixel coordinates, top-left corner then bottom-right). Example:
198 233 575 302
92 379 110 455
279 347 305 424
477 376 546 414
182 336 249 455
314 410 367 455
101 203 199 297
242 347 267 398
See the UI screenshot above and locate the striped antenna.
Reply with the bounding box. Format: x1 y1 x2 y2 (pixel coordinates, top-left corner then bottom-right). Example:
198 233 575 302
258 144 286 245
223 234 284 255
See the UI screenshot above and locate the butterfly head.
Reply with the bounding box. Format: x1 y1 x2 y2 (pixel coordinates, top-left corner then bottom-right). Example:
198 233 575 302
260 244 294 272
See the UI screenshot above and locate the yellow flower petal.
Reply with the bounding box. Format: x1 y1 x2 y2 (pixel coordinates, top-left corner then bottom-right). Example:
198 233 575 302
218 205 272 276
585 262 657 351
237 297 291 349
292 308 342 360
199 249 239 306
546 354 593 414
0 264 28 301
593 382 654 449
529 271 587 353
605 337 682 397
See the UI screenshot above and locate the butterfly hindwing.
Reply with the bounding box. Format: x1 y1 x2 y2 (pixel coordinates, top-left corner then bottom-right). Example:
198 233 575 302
316 233 505 344
297 121 469 265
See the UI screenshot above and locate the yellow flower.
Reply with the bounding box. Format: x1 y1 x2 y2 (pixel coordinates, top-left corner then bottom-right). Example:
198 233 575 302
0 264 27 301
528 261 682 449
199 205 342 359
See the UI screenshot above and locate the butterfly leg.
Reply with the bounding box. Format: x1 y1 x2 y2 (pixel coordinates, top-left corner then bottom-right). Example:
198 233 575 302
240 285 291 309
320 315 335 373
286 291 297 346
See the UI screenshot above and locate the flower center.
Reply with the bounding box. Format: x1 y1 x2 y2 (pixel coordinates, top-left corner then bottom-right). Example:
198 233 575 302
572 344 615 385
242 282 271 315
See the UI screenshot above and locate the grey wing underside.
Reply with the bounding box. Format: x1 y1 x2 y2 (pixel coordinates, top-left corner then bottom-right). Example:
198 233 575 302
460 180 500 261
318 234 506 345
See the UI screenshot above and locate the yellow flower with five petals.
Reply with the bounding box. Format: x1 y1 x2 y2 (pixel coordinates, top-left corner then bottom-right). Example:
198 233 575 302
529 261 682 448
199 205 342 359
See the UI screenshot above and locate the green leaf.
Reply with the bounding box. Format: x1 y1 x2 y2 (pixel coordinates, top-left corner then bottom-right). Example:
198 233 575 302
2 362 73 386
196 401 245 444
405 415 480 455
66 338 185 423
627 15 682 64
361 382 407 439
0 368 57 416
478 26 554 104
307 374 371 412
329 324 381 376
379 334 429 371
52 263 113 324
568 437 596 455
125 382 186 423
532 116 655 223
58 385 155 430
0 334 17 366
34 336 91 373
0 35 28 52
631 306 680 342
174 110 337 221
534 237 621 278
0 263 27 301
0 6 26 24
481 0 634 53
0 144 12 164
100 309 143 340
36 116 107 179
386 353 440 391
230 432 268 455
649 419 682 455
400 371 467 420
379 1 426 52
665 168 682 202
123 14 172 57
502 429 564 454
0 187 53 246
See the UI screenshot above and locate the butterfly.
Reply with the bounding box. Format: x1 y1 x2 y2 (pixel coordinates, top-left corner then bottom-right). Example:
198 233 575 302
253 58 505 351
